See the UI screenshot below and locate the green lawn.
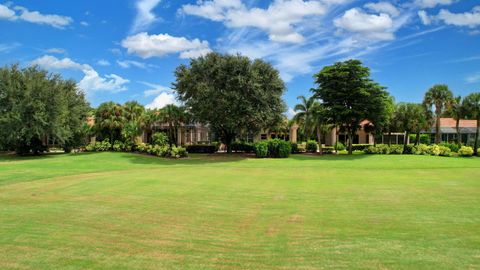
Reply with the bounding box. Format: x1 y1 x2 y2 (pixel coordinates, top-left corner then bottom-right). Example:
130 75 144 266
0 152 479 269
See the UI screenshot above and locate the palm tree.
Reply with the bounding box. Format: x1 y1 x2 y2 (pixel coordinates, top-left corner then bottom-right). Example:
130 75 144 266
293 95 317 140
462 93 480 155
311 102 329 154
423 84 453 144
95 102 124 144
122 101 145 145
160 104 186 145
448 96 465 145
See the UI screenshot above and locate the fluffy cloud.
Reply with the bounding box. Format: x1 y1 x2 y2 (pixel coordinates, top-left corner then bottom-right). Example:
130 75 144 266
436 6 480 28
14 6 72 29
181 0 327 43
121 32 211 59
141 81 173 97
30 55 129 93
97 59 111 66
0 4 72 28
0 4 16 20
364 2 400 17
146 92 178 109
334 8 395 41
131 0 162 33
418 10 431 25
414 0 455 9
0 42 20 53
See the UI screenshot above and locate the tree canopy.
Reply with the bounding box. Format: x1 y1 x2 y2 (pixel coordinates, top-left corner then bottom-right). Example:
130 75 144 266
173 52 286 152
0 65 89 154
312 59 391 154
462 92 480 155
423 84 453 144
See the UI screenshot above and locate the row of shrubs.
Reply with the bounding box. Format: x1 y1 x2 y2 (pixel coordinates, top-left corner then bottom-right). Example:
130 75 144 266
85 140 188 158
364 144 475 157
254 139 292 158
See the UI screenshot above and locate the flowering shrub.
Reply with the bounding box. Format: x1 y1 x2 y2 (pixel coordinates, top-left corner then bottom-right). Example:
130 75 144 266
458 146 474 157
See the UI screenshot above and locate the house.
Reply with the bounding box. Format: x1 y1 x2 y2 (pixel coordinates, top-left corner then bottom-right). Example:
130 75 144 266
424 118 477 144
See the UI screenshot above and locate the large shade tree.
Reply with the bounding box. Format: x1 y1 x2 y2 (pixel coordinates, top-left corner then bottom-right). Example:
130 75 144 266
312 59 390 154
0 65 89 154
463 92 480 155
174 52 286 153
423 84 453 144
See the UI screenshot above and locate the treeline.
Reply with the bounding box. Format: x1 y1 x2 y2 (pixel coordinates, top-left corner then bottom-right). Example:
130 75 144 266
0 65 89 154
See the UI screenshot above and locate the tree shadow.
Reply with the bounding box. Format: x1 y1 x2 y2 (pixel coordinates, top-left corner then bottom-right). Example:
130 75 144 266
0 151 71 162
290 153 369 161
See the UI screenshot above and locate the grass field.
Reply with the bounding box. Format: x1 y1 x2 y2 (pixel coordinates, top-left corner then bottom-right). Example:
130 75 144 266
0 152 479 269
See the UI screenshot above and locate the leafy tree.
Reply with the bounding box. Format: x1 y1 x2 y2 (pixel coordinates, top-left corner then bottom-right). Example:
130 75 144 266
174 52 286 153
462 93 480 155
364 95 395 146
423 84 453 143
122 101 145 145
293 95 317 139
395 103 427 153
447 96 466 145
159 104 186 145
94 102 124 145
0 65 89 154
312 60 390 154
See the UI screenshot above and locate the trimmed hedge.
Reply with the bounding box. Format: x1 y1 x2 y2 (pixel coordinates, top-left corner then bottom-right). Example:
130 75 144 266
186 144 217 153
306 140 318 153
231 141 254 153
254 139 291 158
351 144 371 151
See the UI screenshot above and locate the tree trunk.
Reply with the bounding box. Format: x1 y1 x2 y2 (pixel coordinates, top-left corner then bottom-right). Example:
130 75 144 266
388 131 392 147
224 132 233 154
348 128 353 155
403 131 409 154
316 126 323 155
456 118 461 145
435 110 441 144
474 119 479 156
415 132 420 146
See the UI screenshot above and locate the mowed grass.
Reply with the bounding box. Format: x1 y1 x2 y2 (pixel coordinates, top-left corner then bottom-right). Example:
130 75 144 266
0 152 479 270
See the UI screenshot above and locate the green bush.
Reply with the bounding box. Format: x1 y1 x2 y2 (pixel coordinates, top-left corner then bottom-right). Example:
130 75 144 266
231 141 254 153
254 141 269 158
186 145 217 153
364 144 402 155
85 140 111 152
168 146 188 158
334 142 345 151
428 145 441 156
438 146 452 157
439 142 460 153
413 144 430 155
409 134 431 145
389 145 403 154
290 143 300 154
112 141 126 152
306 140 318 153
322 147 335 154
458 146 474 157
152 132 169 146
268 139 291 158
351 144 371 151
403 144 414 154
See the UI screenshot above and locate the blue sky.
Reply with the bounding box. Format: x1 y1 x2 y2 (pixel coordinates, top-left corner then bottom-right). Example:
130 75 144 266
0 0 479 116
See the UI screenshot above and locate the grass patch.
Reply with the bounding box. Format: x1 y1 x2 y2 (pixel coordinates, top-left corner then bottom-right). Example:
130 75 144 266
1 152 479 269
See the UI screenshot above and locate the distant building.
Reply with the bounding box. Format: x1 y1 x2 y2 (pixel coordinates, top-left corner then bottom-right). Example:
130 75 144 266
424 118 477 144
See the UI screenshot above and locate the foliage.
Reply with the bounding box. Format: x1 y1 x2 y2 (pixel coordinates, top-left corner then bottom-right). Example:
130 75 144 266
313 60 390 154
364 144 403 155
290 143 299 154
395 102 428 152
136 143 188 158
438 142 460 153
174 52 286 153
112 141 126 152
94 102 125 144
458 146 474 157
423 84 454 144
334 142 345 151
429 144 441 156
351 144 372 151
254 141 269 158
267 139 291 158
306 140 318 153
438 146 452 157
0 65 89 155
152 132 169 146
409 134 430 145
462 93 480 155
86 140 112 152
186 145 217 154
413 144 430 155
231 141 254 153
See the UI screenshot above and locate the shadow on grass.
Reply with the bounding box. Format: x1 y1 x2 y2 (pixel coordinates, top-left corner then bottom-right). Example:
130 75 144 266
0 151 73 162
290 153 368 161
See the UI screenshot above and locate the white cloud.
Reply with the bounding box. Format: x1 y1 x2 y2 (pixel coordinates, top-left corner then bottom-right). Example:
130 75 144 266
140 81 173 97
121 32 211 59
80 21 89 26
181 0 328 43
30 55 129 93
0 42 20 53
414 0 455 9
131 0 162 33
334 8 395 41
46 48 66 54
14 6 72 29
0 4 16 20
146 92 178 109
466 72 480 84
116 60 157 69
418 10 431 25
97 59 111 66
285 107 296 119
364 2 400 17
436 6 480 28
